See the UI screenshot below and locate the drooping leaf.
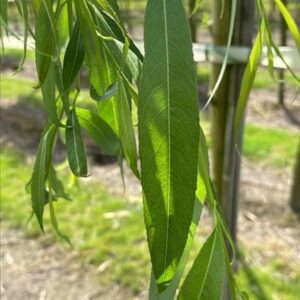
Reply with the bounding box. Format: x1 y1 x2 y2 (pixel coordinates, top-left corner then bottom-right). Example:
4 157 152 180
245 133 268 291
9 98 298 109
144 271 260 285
234 20 265 141
48 165 72 201
31 124 57 231
0 0 8 40
62 21 85 92
15 0 29 69
41 64 64 126
48 193 72 246
76 107 119 155
149 199 203 300
35 0 55 85
66 108 88 177
75 0 115 96
116 75 139 177
274 0 300 54
90 84 117 102
138 0 199 291
178 228 225 300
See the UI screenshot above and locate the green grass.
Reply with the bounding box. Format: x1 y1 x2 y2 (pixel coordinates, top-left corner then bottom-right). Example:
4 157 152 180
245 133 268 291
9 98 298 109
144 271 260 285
243 124 299 167
1 146 300 298
0 147 149 294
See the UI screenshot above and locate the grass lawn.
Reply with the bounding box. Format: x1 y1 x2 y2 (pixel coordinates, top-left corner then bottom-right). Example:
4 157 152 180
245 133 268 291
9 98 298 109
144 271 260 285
1 145 300 298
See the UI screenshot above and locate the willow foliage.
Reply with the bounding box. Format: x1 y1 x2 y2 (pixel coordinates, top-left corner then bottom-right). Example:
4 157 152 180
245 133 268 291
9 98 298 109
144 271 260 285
1 0 299 299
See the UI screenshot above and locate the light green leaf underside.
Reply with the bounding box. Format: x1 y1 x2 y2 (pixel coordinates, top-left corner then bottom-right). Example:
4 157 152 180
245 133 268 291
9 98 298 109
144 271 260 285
234 20 265 141
139 0 199 292
178 228 225 300
76 107 119 155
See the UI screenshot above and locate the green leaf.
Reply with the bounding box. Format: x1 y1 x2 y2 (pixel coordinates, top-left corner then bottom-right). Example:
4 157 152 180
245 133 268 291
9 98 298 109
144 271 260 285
62 22 85 92
15 0 29 70
31 124 57 231
178 228 225 300
49 165 72 201
116 75 139 177
0 0 8 39
274 0 300 54
66 108 88 177
138 0 199 291
41 64 64 126
75 0 115 96
76 107 119 155
35 0 55 85
149 200 203 300
90 84 117 102
234 20 265 141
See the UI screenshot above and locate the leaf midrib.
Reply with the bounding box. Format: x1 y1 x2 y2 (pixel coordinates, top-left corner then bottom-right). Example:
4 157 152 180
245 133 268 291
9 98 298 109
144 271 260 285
162 0 171 284
197 230 218 300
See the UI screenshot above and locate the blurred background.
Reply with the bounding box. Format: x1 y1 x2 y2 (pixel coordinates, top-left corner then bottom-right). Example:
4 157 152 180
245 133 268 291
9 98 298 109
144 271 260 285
1 0 300 299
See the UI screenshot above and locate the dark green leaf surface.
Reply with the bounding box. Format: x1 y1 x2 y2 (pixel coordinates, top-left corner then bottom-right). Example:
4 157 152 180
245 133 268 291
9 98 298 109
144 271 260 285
49 165 71 201
31 124 57 231
62 22 85 92
41 64 63 126
116 76 139 177
149 200 203 300
138 0 199 291
76 107 119 155
35 0 55 85
66 108 88 177
178 228 225 300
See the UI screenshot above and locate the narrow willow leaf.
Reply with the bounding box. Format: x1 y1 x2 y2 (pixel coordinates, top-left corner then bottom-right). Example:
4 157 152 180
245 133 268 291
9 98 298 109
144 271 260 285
116 75 139 177
139 0 199 291
274 0 300 54
15 0 28 69
178 228 225 300
234 20 265 141
75 0 114 96
31 124 57 231
90 84 117 102
48 193 72 246
0 0 8 36
150 200 203 300
100 11 143 62
66 108 88 177
202 0 237 110
35 0 55 85
97 97 118 135
62 22 85 92
41 64 64 126
76 107 119 155
49 165 72 201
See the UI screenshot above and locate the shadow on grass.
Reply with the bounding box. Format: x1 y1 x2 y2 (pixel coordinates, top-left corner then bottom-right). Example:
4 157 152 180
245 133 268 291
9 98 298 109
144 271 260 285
238 250 269 300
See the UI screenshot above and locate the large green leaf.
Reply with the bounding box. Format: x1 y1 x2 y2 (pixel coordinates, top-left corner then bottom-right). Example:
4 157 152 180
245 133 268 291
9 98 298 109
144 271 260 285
62 22 85 92
138 0 199 291
76 107 119 155
178 228 225 300
149 199 203 300
31 124 57 231
66 108 88 177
